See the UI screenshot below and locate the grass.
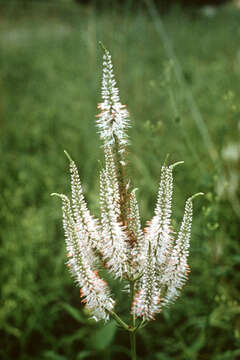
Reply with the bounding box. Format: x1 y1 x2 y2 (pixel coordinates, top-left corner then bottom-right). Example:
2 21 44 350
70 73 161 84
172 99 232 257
0 1 240 359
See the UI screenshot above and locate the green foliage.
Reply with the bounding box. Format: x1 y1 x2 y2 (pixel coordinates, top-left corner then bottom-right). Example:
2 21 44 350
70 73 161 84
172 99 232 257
0 1 240 359
90 321 117 351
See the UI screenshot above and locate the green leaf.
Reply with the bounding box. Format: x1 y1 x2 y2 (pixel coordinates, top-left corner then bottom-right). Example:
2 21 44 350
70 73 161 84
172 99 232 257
155 353 173 360
77 351 94 359
90 320 117 351
43 351 67 360
61 302 85 323
215 349 240 360
61 328 87 345
186 329 205 356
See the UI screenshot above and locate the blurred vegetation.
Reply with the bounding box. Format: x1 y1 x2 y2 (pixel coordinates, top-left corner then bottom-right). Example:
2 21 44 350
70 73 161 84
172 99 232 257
0 0 231 9
0 1 240 359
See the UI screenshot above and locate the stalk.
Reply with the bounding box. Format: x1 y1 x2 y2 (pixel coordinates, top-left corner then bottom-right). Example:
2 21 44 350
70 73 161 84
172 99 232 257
108 311 129 331
130 279 137 360
130 330 137 360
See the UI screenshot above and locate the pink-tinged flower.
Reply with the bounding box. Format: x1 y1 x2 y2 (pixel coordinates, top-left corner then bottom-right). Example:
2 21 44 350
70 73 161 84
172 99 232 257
132 244 161 321
99 167 129 279
51 193 115 322
162 195 200 307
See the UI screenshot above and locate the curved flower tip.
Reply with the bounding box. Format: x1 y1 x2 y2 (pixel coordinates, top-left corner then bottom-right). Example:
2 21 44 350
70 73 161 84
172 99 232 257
51 192 62 198
189 192 204 201
64 150 73 163
99 41 108 53
170 160 184 169
131 187 139 194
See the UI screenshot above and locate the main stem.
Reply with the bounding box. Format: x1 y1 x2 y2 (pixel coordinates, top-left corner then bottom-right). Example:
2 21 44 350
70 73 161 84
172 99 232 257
130 280 137 360
130 331 136 360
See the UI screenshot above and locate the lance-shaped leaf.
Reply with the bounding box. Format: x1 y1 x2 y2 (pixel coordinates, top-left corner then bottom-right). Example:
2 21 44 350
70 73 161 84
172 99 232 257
162 193 203 307
99 169 128 279
51 193 115 321
96 43 130 154
64 151 101 252
132 243 161 321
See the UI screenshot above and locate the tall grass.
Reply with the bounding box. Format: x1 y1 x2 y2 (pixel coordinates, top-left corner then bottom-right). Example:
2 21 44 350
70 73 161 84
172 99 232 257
0 2 240 359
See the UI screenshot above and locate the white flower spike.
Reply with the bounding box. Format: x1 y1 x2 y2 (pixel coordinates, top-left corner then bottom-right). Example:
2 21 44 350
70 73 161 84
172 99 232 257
51 192 115 321
96 42 130 155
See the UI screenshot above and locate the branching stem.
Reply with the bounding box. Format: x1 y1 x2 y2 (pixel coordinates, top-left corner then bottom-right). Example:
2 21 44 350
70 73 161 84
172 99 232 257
108 310 129 331
109 280 138 359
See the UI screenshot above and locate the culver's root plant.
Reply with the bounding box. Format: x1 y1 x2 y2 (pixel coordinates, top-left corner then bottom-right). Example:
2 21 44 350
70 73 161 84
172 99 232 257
52 43 203 359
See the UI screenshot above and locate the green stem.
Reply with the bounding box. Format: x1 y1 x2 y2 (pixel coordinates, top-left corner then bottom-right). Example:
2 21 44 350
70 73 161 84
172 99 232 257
130 280 137 359
109 279 140 360
130 280 136 328
130 331 137 360
108 311 129 331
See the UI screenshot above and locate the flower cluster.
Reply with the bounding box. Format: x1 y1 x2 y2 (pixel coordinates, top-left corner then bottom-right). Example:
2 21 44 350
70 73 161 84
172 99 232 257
52 44 202 322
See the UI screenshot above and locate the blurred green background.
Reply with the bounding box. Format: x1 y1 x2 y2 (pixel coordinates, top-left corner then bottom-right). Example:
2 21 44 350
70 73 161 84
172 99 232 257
0 0 240 359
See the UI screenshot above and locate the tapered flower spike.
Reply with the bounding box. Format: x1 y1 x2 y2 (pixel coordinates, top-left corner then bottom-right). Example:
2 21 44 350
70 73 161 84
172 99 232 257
132 243 161 321
127 188 145 276
144 161 183 269
51 193 115 321
99 169 129 278
103 146 121 217
63 150 101 252
162 192 204 307
97 42 130 155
